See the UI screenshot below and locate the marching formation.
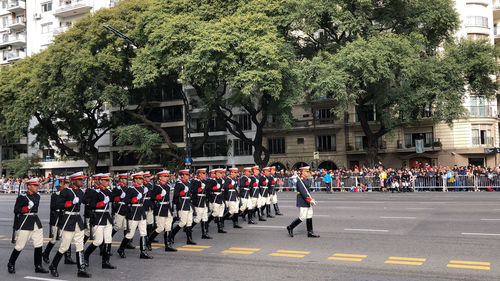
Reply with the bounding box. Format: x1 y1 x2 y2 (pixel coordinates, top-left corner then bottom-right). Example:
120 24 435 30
5 165 324 278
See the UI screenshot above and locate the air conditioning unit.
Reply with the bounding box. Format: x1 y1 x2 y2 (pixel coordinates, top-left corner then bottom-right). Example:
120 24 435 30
33 13 41 20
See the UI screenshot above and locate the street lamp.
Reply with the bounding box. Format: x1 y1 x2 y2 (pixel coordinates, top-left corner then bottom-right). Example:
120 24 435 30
102 24 192 167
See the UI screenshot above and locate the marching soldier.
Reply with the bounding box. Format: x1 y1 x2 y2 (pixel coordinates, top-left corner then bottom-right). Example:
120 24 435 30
83 173 116 269
49 171 91 278
7 178 48 274
111 173 134 250
142 171 156 243
223 168 242 228
43 176 76 265
191 168 212 239
171 169 196 245
286 166 319 238
269 166 283 216
239 167 255 224
83 175 99 245
259 167 273 219
147 170 177 252
212 169 226 233
250 166 266 222
117 172 153 259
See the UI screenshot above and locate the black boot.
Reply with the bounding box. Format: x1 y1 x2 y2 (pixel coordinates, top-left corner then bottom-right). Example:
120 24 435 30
117 238 128 259
164 232 177 252
150 225 159 242
207 214 214 224
49 251 63 277
307 218 320 238
34 247 49 273
112 229 117 237
125 237 135 249
248 209 256 224
217 217 227 233
64 245 76 264
258 208 267 221
83 243 97 267
7 249 20 274
233 213 242 229
186 227 197 245
241 209 247 222
99 244 104 256
83 235 90 245
287 218 302 237
101 244 116 269
148 230 160 250
274 203 283 216
171 225 181 243
139 236 153 259
266 205 275 218
145 235 152 251
201 221 213 239
42 242 55 264
76 251 92 278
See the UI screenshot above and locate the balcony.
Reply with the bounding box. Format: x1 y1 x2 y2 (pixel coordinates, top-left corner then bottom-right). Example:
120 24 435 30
53 27 69 35
7 1 25 13
7 18 25 30
54 0 93 18
0 34 26 48
467 106 497 118
472 136 494 146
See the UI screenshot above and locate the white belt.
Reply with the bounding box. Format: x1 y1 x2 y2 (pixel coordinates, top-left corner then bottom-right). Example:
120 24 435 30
197 194 206 196
159 202 170 205
229 190 236 192
243 188 250 190
213 192 221 195
181 196 190 199
65 212 79 215
261 187 268 189
23 213 37 216
144 197 150 200
131 204 143 207
94 209 108 213
117 202 125 205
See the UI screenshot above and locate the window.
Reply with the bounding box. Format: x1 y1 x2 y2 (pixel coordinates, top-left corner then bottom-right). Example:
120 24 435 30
297 138 304 144
41 22 53 34
235 114 252 131
233 139 252 156
164 126 184 143
317 135 336 152
2 33 7 43
465 16 488 28
354 105 376 122
472 128 492 145
2 49 7 61
163 105 183 122
355 136 363 151
1 1 7 9
268 138 285 154
317 108 333 123
42 2 53 12
2 17 9 28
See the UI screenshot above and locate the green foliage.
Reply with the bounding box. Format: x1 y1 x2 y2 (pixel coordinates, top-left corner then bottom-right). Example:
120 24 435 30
4 156 40 178
114 125 162 162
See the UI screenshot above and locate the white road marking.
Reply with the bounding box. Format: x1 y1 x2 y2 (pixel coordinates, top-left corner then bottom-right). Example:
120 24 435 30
462 232 500 236
25 276 67 281
380 216 416 219
480 219 500 221
344 228 389 232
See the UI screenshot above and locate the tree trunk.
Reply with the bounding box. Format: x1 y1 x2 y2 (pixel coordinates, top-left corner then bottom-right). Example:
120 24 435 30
365 136 378 168
253 145 270 167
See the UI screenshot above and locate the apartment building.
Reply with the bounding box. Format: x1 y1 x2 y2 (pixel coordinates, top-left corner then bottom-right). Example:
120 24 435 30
264 0 500 171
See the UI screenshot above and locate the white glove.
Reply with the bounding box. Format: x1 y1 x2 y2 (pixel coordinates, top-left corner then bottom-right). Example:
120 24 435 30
72 197 79 204
310 199 317 206
120 191 126 199
137 193 143 200
103 196 110 204
256 179 259 185
28 201 34 209
161 189 166 197
184 186 189 193
143 187 149 194
216 183 221 189
201 183 206 189
221 180 225 185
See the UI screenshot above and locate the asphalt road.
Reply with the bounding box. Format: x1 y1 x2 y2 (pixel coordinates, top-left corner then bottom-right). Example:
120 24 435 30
0 191 499 281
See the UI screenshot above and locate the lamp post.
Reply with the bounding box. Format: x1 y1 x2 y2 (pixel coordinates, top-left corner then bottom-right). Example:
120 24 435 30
102 24 192 167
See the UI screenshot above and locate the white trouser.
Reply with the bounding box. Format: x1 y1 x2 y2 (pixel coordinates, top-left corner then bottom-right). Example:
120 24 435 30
92 222 113 246
178 208 193 228
298 207 313 221
155 211 173 233
125 219 147 239
15 225 43 251
59 225 84 253
193 207 208 224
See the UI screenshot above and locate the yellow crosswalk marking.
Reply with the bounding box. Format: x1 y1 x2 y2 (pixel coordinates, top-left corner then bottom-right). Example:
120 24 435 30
333 253 367 258
222 250 254 254
178 248 204 252
384 256 425 266
447 264 490 270
328 257 363 262
228 247 260 251
182 245 211 249
276 250 310 254
449 260 490 266
388 257 426 262
385 260 423 266
269 253 304 258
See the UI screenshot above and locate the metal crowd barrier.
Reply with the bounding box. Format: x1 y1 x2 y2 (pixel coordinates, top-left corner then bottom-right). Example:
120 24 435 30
272 174 500 192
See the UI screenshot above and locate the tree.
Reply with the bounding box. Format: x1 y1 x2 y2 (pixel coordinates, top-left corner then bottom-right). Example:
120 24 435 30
297 0 498 166
132 0 300 166
4 156 40 178
0 0 152 173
